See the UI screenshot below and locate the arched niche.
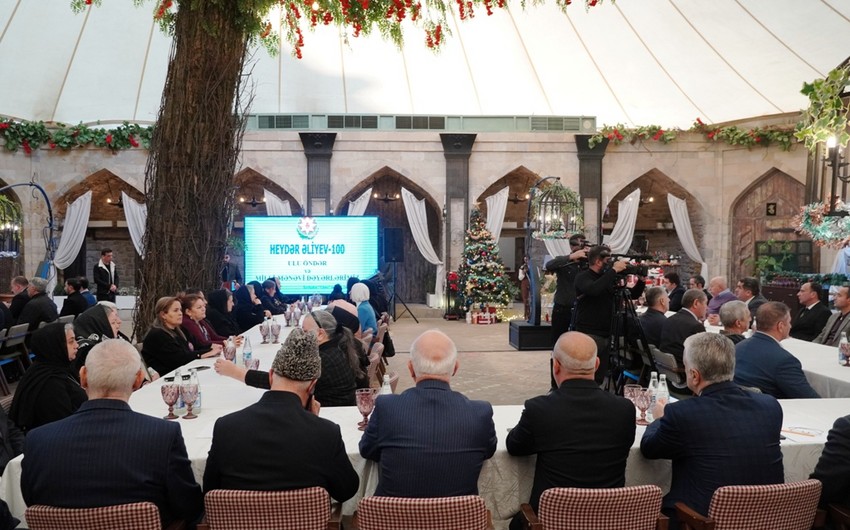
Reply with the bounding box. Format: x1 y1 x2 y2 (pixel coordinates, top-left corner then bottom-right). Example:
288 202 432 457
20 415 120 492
233 168 302 220
0 179 24 289
605 169 707 277
730 168 809 281
54 169 145 290
338 167 442 303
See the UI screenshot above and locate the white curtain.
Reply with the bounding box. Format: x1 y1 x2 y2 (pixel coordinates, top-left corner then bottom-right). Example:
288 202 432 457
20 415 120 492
50 191 93 295
543 239 572 258
484 187 509 242
607 189 641 254
348 187 372 216
668 194 709 278
122 191 147 257
401 188 444 297
264 189 291 216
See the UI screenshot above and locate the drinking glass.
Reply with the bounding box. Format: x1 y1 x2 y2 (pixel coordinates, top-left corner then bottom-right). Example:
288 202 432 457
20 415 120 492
223 340 237 362
356 388 378 430
624 384 642 419
161 383 180 420
634 389 651 426
181 383 199 420
259 320 270 344
271 320 282 343
244 358 259 371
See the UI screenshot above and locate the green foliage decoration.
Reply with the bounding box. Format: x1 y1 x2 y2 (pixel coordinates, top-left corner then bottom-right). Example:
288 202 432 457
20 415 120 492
795 65 850 153
0 119 154 154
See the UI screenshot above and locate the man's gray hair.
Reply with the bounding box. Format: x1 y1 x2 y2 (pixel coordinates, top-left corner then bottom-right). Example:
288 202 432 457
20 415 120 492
85 339 142 394
29 277 47 293
682 288 707 309
552 337 597 375
683 333 735 384
719 300 749 328
410 329 457 377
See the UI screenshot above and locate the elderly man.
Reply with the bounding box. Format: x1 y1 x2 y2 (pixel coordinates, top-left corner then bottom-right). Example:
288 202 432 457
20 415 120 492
718 300 750 344
660 288 707 362
204 328 359 501
16 277 58 333
639 286 668 347
359 329 496 497
8 276 28 321
735 276 767 316
791 282 831 342
706 276 737 323
641 333 784 526
21 340 202 526
734 302 819 399
506 331 635 530
814 285 850 347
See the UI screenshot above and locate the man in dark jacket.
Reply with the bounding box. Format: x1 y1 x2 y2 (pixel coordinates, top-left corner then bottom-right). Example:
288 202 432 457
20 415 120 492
59 278 88 319
8 276 28 321
16 277 57 333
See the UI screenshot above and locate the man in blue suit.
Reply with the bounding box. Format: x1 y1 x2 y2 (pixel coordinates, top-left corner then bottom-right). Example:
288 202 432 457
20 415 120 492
21 340 203 527
641 332 784 525
359 329 497 497
734 301 820 399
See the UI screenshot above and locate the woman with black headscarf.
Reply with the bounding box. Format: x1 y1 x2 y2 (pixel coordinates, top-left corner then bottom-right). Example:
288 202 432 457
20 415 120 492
206 289 242 337
10 322 87 433
232 284 268 333
73 303 123 372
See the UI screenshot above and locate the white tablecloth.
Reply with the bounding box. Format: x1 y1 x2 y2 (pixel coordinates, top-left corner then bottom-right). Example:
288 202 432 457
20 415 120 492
0 322 845 529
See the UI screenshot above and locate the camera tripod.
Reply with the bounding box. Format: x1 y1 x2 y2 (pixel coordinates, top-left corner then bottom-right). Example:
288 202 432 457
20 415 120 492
604 282 657 396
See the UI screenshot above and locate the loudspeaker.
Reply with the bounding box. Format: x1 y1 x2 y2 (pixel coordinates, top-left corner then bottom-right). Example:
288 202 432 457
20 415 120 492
384 228 404 263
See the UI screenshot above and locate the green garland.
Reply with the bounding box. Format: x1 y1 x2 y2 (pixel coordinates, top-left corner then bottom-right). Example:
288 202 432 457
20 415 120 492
794 200 850 248
588 124 676 149
795 64 850 152
0 119 153 154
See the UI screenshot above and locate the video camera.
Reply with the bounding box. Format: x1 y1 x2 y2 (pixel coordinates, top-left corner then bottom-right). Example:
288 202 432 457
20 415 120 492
610 253 651 277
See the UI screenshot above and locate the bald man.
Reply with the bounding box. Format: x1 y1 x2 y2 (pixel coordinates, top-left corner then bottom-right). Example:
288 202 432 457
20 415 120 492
706 276 738 323
359 330 496 498
506 332 636 530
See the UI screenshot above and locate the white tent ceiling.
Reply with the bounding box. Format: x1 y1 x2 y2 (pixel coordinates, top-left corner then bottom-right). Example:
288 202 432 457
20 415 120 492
1 0 849 128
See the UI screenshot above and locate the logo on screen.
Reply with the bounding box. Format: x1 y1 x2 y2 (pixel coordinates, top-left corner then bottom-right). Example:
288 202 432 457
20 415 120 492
296 217 319 239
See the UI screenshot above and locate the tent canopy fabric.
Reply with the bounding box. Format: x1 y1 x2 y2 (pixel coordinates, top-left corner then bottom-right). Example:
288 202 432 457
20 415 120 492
1 0 849 128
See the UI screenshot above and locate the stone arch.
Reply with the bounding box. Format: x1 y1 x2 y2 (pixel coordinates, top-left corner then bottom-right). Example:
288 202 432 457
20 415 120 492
233 168 302 219
730 168 808 281
605 169 707 277
55 169 144 221
338 167 442 303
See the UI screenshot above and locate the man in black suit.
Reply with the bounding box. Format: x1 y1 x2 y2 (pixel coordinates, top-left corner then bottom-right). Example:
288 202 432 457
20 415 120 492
642 332 784 526
220 253 242 290
664 272 686 312
790 281 831 342
16 277 57 333
21 339 203 526
59 278 88 319
8 276 28 321
735 276 767 317
92 248 118 302
506 331 635 530
811 414 850 508
660 288 707 362
639 286 669 346
204 328 359 501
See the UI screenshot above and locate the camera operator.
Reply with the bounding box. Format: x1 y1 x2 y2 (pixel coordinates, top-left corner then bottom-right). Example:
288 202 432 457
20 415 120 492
574 245 645 385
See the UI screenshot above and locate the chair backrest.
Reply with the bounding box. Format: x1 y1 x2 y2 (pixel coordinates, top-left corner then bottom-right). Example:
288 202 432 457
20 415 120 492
388 370 399 393
356 495 489 530
367 343 384 386
59 314 75 324
648 345 686 387
376 323 388 346
5 323 29 348
204 487 331 530
538 485 663 530
707 479 821 530
26 502 162 530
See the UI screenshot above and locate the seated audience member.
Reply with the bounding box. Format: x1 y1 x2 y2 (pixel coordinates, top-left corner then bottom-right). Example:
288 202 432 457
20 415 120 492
259 279 287 315
17 277 58 333
0 407 22 473
638 286 668 346
735 276 767 316
506 332 635 530
359 329 496 497
345 277 360 304
59 277 87 319
664 272 686 312
814 285 850 346
73 303 124 371
142 296 220 376
660 288 707 362
0 294 10 333
78 277 96 308
706 276 737 322
811 413 850 508
641 333 784 526
180 293 226 351
734 302 819 399
10 322 86 433
351 282 378 335
718 300 750 345
8 276 29 321
205 289 242 338
688 275 712 303
203 329 359 501
326 297 361 337
232 284 269 333
329 283 345 301
21 339 203 526
362 278 389 316
790 282 831 342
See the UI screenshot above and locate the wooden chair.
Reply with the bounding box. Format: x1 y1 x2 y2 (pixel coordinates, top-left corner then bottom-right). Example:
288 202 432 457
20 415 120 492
199 487 340 530
26 501 186 530
520 485 668 530
675 479 823 530
367 342 384 387
354 495 491 530
375 323 388 347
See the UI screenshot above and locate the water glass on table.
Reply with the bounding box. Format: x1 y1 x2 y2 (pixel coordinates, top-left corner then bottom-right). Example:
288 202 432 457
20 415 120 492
634 389 651 426
161 383 180 420
356 388 378 430
180 383 199 420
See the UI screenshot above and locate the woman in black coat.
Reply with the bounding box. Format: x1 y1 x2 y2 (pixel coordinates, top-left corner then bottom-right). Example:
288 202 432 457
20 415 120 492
206 289 242 337
232 285 268 333
141 296 220 376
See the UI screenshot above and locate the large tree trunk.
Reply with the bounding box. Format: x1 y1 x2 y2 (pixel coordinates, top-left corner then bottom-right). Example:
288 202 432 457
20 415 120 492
134 2 248 338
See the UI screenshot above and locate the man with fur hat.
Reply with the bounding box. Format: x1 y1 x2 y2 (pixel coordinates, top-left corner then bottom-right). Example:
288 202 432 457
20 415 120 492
203 328 359 501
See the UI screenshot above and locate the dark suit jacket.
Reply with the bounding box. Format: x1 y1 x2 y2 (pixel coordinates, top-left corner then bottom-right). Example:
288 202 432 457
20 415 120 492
747 294 768 315
141 327 198 376
359 379 496 497
21 399 202 526
9 291 28 321
790 302 832 342
639 308 667 346
660 309 705 361
641 381 784 518
668 286 686 312
811 414 850 507
203 391 359 502
506 379 636 511
16 293 58 333
734 332 820 398
92 263 118 302
814 310 850 347
59 292 88 319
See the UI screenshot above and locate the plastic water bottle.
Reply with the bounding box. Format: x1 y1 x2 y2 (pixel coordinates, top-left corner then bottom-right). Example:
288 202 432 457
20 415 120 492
839 332 849 365
380 374 393 395
242 337 253 367
189 368 201 412
655 374 669 410
647 372 659 422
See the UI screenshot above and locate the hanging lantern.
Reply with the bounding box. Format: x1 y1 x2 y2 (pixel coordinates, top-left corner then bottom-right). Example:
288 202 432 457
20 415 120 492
0 196 21 258
529 181 583 240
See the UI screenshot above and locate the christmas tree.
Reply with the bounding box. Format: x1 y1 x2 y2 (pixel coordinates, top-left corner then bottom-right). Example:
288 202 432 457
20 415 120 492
458 207 518 312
